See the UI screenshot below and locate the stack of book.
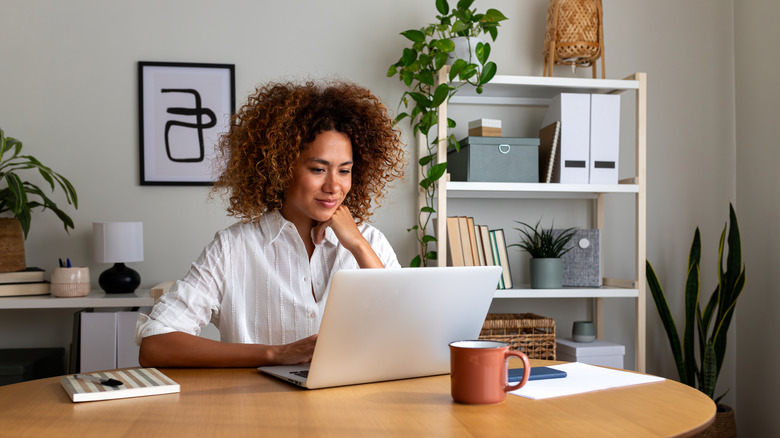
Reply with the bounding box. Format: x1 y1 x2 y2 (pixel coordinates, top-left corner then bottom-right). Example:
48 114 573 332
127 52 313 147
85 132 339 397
446 216 512 289
0 267 49 297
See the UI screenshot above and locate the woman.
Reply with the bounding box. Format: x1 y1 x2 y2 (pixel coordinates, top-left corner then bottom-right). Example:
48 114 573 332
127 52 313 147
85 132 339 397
136 80 406 367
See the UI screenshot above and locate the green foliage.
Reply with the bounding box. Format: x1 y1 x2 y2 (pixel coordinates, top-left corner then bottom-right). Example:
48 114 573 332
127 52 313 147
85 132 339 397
0 128 78 238
646 203 745 402
387 0 507 266
508 219 577 259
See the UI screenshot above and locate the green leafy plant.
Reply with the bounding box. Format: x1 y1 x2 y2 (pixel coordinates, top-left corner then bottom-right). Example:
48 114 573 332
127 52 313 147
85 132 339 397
646 203 745 403
0 128 78 238
508 219 577 258
387 0 507 267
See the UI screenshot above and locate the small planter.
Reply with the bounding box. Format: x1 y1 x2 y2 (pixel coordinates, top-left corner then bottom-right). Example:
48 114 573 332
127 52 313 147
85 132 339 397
530 258 563 289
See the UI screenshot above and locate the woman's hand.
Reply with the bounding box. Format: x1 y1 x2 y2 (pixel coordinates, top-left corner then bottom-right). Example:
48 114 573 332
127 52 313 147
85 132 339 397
312 205 384 268
274 334 319 365
313 205 361 249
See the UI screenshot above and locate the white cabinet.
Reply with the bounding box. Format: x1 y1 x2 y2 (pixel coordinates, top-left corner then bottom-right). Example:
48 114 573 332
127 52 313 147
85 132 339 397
423 71 647 371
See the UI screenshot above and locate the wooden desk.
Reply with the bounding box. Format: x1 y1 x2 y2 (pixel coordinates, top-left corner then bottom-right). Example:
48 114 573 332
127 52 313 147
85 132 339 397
0 360 714 437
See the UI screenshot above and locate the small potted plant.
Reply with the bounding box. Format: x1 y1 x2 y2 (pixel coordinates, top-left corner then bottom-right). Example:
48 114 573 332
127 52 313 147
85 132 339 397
387 0 507 267
509 219 576 289
0 128 78 272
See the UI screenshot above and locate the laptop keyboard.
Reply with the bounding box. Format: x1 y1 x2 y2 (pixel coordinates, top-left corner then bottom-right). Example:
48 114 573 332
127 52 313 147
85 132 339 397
290 370 309 378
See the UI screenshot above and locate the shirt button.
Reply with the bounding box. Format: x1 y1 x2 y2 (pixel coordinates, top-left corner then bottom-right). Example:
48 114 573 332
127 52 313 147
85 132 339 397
303 277 308 282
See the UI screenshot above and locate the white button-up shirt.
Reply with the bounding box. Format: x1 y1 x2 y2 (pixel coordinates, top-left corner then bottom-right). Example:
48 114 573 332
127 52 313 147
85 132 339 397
135 210 400 345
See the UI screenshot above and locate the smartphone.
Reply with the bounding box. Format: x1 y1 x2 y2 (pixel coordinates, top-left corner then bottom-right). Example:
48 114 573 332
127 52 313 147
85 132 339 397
508 366 567 382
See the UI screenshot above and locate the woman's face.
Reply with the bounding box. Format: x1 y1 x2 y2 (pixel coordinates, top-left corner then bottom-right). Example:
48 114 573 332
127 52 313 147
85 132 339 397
281 130 353 228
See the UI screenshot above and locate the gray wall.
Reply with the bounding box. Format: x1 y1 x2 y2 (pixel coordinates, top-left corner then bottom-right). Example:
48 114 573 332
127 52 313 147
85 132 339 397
2 0 772 432
735 0 780 436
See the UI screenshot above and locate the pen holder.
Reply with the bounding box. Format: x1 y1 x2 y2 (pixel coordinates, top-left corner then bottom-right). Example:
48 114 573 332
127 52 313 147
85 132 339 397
51 267 91 297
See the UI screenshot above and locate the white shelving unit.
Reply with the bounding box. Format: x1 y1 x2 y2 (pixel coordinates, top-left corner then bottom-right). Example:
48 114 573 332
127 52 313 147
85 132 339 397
423 71 647 371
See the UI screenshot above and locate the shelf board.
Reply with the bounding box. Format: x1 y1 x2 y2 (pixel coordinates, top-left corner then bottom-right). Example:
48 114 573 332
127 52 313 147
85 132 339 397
449 74 641 106
444 181 639 199
494 287 639 299
0 290 154 310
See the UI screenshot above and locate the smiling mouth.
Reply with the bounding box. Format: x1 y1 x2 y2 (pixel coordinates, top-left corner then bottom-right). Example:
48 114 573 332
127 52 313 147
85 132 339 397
317 199 340 208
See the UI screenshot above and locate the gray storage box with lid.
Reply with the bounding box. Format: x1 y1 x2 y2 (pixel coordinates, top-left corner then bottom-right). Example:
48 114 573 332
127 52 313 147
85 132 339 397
448 136 539 182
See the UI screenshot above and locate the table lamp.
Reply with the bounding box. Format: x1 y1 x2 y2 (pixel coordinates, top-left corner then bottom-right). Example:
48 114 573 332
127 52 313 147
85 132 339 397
93 222 144 294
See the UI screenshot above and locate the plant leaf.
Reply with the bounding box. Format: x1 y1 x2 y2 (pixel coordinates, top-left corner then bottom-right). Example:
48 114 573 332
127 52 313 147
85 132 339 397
475 42 490 65
401 29 426 43
484 8 508 23
646 260 688 385
683 229 701 386
479 61 497 83
401 48 417 66
449 59 467 81
430 83 451 107
701 341 717 398
435 0 449 15
386 65 398 78
427 162 448 181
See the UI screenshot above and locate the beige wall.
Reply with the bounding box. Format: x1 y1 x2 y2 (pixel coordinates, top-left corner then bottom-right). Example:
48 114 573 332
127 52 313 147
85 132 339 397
2 0 769 431
735 0 780 435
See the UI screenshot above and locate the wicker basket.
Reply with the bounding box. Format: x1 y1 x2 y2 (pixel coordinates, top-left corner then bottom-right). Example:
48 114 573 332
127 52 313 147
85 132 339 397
479 313 556 360
543 0 605 78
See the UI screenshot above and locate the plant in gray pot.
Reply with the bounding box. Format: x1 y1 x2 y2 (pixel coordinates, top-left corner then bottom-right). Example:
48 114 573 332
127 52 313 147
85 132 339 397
509 219 576 289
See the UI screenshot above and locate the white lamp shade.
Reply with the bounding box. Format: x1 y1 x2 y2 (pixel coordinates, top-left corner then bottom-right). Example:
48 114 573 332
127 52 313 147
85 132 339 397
93 222 144 263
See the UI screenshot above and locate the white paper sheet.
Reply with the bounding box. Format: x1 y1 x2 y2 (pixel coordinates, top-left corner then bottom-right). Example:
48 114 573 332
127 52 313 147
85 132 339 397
510 362 665 400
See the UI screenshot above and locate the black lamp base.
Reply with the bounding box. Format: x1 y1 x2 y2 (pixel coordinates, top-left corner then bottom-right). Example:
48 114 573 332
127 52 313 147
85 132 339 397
98 263 141 294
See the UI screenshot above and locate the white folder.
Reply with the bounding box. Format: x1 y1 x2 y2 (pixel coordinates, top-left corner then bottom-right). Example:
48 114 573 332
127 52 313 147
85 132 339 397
589 94 620 184
541 93 591 184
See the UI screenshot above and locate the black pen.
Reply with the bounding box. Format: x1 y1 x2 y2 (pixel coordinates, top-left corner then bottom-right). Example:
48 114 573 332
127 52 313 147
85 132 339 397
74 374 123 387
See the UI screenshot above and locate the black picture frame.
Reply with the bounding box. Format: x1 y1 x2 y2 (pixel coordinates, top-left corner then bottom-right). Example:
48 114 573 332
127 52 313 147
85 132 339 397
138 61 235 186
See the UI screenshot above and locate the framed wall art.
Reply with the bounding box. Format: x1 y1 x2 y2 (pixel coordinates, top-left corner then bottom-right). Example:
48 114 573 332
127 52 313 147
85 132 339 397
138 61 235 185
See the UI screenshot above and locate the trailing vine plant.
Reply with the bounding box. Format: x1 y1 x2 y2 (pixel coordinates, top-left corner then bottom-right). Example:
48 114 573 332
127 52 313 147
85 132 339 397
387 0 507 266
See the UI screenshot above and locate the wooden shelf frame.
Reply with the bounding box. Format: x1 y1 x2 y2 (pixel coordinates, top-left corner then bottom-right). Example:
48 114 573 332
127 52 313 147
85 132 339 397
423 70 647 371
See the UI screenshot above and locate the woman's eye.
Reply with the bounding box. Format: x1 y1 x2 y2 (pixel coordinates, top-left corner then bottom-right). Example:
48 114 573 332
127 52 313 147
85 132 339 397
310 167 325 174
339 169 352 175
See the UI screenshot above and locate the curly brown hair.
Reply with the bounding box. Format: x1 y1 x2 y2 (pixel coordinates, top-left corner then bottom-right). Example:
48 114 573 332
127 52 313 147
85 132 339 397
212 80 406 224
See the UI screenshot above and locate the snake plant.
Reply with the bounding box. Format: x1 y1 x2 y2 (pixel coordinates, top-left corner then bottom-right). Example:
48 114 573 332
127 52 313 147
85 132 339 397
646 203 745 402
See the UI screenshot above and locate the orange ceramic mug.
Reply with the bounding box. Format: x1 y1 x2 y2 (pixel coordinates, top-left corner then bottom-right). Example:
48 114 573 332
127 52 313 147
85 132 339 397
449 340 531 404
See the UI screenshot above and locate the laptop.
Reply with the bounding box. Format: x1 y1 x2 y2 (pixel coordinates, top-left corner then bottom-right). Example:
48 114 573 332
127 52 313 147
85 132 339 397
258 265 502 389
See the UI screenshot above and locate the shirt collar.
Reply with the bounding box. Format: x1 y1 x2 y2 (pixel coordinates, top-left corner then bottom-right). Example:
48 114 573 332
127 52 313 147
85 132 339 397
260 210 339 247
259 210 288 246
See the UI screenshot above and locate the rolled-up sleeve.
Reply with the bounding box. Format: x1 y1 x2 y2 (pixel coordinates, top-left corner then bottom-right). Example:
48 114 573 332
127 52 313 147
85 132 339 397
135 232 228 345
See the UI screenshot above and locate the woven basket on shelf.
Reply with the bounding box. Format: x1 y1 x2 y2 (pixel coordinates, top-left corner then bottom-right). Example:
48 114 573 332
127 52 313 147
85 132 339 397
543 0 605 78
479 313 556 360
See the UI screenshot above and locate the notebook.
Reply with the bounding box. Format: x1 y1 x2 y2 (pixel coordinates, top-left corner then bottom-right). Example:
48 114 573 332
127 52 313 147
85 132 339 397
60 368 180 402
259 266 502 389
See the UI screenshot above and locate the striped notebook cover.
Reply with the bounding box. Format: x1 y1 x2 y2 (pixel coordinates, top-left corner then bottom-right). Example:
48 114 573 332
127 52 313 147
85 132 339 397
60 368 180 402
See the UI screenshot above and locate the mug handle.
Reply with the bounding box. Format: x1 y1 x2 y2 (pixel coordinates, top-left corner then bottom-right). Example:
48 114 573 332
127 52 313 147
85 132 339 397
504 350 531 392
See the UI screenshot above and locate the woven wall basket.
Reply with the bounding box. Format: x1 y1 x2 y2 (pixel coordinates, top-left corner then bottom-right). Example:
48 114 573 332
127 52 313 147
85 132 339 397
543 0 605 78
0 218 26 273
